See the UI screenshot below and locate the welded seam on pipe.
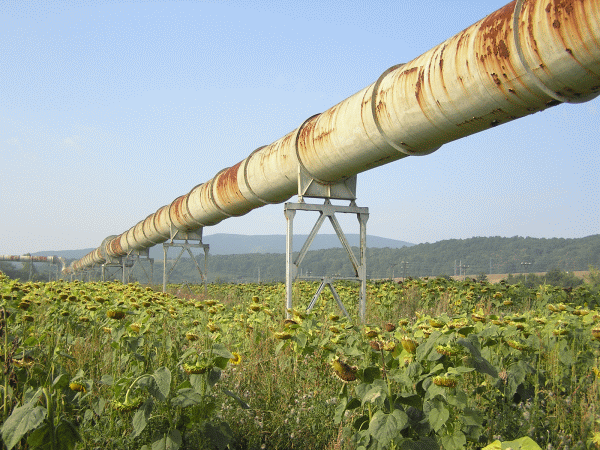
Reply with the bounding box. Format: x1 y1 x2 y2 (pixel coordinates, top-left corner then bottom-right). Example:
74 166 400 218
209 169 233 218
242 146 273 205
513 0 598 104
294 113 330 185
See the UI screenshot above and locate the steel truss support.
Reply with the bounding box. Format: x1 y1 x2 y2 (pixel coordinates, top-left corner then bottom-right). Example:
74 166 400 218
285 171 369 322
124 249 155 285
101 260 127 283
162 227 209 294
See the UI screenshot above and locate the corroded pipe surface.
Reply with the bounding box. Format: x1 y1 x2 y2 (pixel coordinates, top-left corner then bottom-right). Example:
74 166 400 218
1 255 67 273
65 0 600 274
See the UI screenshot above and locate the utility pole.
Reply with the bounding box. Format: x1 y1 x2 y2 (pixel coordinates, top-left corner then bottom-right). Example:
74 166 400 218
400 261 410 282
520 262 531 282
459 263 469 280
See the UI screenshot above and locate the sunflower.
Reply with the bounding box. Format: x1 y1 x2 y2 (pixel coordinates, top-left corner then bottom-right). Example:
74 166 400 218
274 331 292 340
401 337 418 354
230 352 242 365
433 375 458 388
107 310 126 320
69 382 87 393
331 357 357 382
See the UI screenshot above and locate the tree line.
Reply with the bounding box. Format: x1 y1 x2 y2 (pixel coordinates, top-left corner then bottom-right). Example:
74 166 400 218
3 234 598 284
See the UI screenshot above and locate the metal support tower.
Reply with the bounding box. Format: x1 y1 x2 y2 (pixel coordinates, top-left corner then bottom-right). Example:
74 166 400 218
162 227 209 294
285 169 369 322
101 251 128 282
124 249 155 285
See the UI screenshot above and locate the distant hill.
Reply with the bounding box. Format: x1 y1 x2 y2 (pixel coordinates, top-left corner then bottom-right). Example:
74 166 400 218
8 234 598 283
31 234 413 260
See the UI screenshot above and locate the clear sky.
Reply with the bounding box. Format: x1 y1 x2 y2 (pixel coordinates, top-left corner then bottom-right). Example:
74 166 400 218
1 0 598 256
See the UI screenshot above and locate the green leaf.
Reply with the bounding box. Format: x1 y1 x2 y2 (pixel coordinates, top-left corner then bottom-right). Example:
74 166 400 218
213 356 230 370
91 397 106 417
394 393 422 409
203 421 234 450
100 374 114 386
223 389 250 410
440 431 466 450
275 340 286 354
293 332 307 349
360 380 388 407
1 402 47 450
353 415 369 432
55 418 81 450
132 399 153 438
426 399 449 433
446 366 475 375
460 408 484 427
172 389 203 408
482 436 542 450
211 343 233 360
151 366 172 401
458 338 498 378
368 409 409 447
26 423 51 448
334 397 348 425
359 366 382 383
53 373 70 389
207 367 221 387
152 429 182 450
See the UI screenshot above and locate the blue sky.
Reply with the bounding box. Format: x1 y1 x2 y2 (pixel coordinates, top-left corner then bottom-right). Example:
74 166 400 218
1 0 598 256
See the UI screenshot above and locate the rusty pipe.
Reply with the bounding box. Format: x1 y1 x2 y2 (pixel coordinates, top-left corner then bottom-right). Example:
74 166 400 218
65 0 600 274
1 255 67 274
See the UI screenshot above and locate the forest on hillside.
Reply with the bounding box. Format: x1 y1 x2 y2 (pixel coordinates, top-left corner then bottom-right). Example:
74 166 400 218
3 235 598 284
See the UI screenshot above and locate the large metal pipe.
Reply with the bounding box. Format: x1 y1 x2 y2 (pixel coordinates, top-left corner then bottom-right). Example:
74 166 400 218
1 255 67 274
65 0 600 274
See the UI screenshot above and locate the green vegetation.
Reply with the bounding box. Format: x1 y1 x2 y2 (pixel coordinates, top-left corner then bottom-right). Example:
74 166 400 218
1 269 600 449
4 235 598 284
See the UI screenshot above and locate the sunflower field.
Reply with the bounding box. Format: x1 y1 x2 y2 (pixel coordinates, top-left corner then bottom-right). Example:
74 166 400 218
1 270 600 450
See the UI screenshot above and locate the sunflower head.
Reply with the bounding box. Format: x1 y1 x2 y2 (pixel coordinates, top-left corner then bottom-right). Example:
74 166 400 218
230 352 242 365
331 357 357 382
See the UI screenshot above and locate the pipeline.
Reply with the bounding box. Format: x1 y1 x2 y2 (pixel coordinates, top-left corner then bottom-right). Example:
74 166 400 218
1 255 67 275
66 0 600 275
